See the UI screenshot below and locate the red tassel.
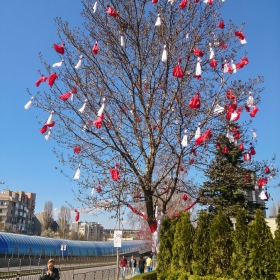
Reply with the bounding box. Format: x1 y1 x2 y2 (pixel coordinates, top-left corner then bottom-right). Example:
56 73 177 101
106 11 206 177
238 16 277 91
149 221 158 233
182 194 188 201
244 173 250 183
189 158 194 164
106 5 117 18
127 204 147 220
218 21 225 29
92 41 99 54
249 105 259 118
35 74 48 87
74 146 81 154
235 30 246 41
236 57 249 70
265 166 271 174
110 168 120 181
172 60 184 78
179 0 188 9
216 142 221 149
179 165 184 172
75 210 80 222
193 49 204 57
249 144 256 156
226 89 236 100
48 73 58 87
53 42 65 55
209 58 218 68
238 143 244 152
243 152 251 162
189 92 201 109
152 0 158 4
97 186 102 193
93 113 104 129
195 129 211 146
190 148 197 156
59 92 71 101
40 125 48 134
222 146 228 154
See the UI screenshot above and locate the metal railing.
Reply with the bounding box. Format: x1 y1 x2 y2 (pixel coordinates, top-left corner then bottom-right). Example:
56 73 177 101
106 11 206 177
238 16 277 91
0 266 117 280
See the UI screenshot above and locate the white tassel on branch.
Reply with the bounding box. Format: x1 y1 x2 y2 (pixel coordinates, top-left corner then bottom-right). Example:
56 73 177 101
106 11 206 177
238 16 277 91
196 58 202 76
181 130 188 148
231 60 236 73
73 164 81 180
78 99 88 113
209 43 214 60
195 123 201 140
45 128 52 141
53 59 64 68
251 130 257 140
213 104 224 115
93 0 98 13
97 98 106 116
155 14 161 27
46 111 54 125
24 97 34 110
161 45 167 63
247 92 254 108
120 34 125 47
75 55 83 70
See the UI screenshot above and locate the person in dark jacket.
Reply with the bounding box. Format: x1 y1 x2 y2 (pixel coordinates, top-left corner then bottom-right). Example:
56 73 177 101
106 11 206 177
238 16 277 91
138 254 145 273
40 259 60 280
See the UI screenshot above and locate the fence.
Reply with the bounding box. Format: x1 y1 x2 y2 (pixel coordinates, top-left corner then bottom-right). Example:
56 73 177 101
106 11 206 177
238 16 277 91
0 266 117 280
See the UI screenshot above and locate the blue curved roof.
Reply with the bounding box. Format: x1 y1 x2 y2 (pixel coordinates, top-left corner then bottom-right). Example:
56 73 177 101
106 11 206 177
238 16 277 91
0 232 150 257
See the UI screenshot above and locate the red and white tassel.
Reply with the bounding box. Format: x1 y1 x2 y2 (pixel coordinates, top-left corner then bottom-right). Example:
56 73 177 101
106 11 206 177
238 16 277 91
79 99 88 113
97 98 106 116
45 128 52 141
181 130 188 148
75 55 83 70
195 123 201 140
73 164 81 180
24 97 34 110
155 14 161 27
93 0 98 13
213 104 224 115
120 33 125 47
162 45 167 63
52 59 64 68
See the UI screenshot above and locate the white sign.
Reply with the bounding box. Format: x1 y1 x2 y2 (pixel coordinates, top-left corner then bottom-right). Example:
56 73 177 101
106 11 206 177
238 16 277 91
60 244 66 251
114 230 122 247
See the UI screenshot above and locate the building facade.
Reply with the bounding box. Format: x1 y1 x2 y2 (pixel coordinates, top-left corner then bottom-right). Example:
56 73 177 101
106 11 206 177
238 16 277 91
72 221 104 241
0 189 36 235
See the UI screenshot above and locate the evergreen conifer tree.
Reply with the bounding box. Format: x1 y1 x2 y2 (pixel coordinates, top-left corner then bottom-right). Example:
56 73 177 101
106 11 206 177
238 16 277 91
274 207 280 272
231 208 250 279
171 211 194 273
208 210 233 277
200 133 265 218
247 209 276 280
191 210 210 276
157 216 176 280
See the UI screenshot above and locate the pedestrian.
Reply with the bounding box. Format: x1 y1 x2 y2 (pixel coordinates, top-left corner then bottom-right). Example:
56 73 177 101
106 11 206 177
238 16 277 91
40 259 60 280
129 255 137 278
146 254 152 272
119 255 128 279
138 254 145 274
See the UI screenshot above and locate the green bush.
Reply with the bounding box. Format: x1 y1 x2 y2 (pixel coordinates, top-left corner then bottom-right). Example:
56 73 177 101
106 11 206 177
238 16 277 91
188 276 234 280
131 271 157 280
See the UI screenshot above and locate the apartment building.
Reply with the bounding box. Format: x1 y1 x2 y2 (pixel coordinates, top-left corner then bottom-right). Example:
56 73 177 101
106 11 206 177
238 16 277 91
0 189 36 235
72 221 104 241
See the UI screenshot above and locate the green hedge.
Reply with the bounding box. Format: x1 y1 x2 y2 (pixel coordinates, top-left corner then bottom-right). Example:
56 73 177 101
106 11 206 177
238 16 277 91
131 271 157 280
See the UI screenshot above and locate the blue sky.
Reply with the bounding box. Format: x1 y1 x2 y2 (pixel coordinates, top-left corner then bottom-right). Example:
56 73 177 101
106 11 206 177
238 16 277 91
0 1 279 229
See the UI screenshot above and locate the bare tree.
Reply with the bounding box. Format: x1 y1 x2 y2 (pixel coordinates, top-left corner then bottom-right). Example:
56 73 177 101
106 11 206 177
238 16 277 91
28 0 276 232
42 201 53 231
57 206 71 238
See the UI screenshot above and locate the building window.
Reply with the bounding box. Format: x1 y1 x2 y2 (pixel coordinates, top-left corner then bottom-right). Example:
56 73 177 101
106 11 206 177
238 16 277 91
0 209 2 213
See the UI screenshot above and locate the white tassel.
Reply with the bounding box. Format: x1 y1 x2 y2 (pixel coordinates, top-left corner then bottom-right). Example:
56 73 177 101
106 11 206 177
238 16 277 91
45 128 52 141
240 38 247 45
251 130 257 140
209 44 214 60
247 92 254 108
231 60 236 73
226 130 234 143
73 164 81 180
52 59 64 68
181 130 188 148
196 58 201 76
82 124 88 132
213 104 224 115
259 190 267 200
230 111 238 122
46 111 54 125
24 97 34 110
97 98 106 116
75 55 83 70
161 45 167 63
186 33 189 39
91 187 95 195
79 99 88 113
155 14 161 27
93 1 98 13
167 0 174 4
120 34 125 47
223 60 229 73
195 123 201 140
